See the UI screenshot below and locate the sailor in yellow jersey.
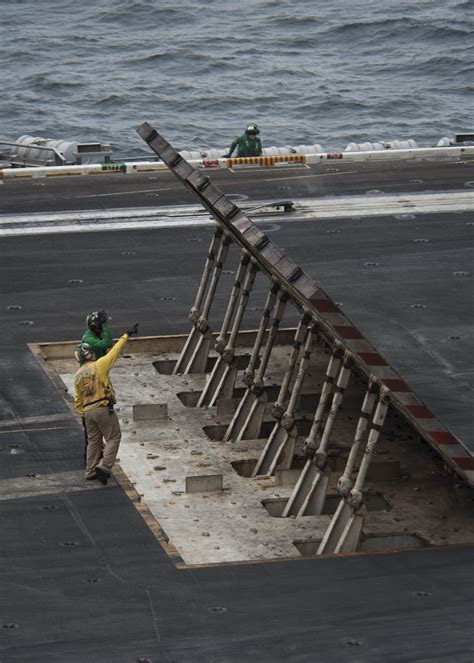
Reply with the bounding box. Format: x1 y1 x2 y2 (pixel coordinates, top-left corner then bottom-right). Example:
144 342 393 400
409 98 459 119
74 323 139 484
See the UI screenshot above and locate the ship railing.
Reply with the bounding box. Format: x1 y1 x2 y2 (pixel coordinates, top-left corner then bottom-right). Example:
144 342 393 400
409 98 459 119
0 140 66 167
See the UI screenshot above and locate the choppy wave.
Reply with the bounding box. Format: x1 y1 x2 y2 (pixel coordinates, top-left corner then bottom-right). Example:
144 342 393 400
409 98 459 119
0 0 472 155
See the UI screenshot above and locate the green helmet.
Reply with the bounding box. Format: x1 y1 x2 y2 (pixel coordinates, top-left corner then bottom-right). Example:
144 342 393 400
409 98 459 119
245 124 260 136
86 311 101 331
74 342 95 364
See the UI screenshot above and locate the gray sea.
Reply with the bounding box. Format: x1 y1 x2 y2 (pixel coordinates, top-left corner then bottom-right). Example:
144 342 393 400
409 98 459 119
0 0 472 157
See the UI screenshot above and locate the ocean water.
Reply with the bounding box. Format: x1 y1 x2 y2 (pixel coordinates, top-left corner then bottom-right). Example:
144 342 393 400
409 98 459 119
0 0 472 157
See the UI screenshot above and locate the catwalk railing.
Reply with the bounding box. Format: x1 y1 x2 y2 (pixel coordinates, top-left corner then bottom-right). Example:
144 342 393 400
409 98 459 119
137 122 474 553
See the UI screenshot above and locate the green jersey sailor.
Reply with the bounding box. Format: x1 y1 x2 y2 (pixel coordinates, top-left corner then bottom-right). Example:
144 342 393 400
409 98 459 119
75 311 113 364
224 124 263 158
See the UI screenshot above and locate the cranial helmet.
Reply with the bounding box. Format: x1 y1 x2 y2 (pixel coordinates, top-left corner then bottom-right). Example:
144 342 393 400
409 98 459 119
245 124 260 135
74 342 95 364
86 311 102 330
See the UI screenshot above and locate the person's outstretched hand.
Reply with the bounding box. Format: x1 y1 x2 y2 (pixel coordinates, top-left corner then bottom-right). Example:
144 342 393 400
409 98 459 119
126 324 139 336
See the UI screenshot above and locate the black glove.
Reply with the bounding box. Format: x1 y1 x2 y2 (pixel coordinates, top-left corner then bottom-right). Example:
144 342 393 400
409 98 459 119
126 323 139 336
98 310 108 324
223 153 232 158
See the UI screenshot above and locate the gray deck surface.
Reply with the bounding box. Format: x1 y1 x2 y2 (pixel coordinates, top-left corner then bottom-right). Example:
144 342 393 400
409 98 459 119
0 158 473 661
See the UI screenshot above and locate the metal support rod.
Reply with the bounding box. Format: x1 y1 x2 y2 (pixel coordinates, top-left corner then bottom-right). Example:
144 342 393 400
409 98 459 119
337 380 379 496
282 351 352 518
189 227 224 324
317 380 379 554
330 388 389 554
251 291 288 395
224 263 259 361
232 291 289 442
214 250 251 354
173 228 225 374
223 289 287 442
313 352 353 469
281 323 318 429
198 261 258 407
271 312 312 421
303 345 344 458
252 321 317 477
181 235 232 374
243 281 280 387
350 390 390 504
198 235 231 333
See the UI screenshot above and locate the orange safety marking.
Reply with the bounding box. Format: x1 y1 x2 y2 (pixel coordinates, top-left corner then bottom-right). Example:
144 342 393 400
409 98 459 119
45 171 82 177
227 155 306 168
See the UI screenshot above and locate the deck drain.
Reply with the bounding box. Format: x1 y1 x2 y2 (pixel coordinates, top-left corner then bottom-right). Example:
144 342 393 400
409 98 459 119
346 639 362 647
160 296 176 302
364 262 378 267
365 189 383 194
413 591 432 597
449 335 461 340
252 306 263 311
263 223 281 232
136 658 152 663
85 577 101 583
453 271 469 276
222 270 234 275
18 320 34 326
61 541 79 547
42 505 60 510
414 238 429 243
410 179 423 184
209 606 227 613
2 623 19 630
67 279 83 285
25 473 38 478
7 305 22 310
326 229 341 234
411 304 426 309
227 193 248 201
121 251 136 256
278 186 291 191
394 214 415 220
187 237 202 243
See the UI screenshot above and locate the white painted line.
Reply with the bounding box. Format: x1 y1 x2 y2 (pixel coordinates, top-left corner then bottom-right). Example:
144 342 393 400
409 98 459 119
0 413 73 429
0 470 102 501
0 192 473 237
264 170 359 182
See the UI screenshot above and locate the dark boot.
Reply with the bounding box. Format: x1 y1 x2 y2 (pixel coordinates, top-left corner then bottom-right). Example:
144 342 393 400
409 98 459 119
95 467 110 485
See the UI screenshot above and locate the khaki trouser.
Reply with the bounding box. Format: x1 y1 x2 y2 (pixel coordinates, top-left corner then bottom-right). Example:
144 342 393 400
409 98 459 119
84 406 121 478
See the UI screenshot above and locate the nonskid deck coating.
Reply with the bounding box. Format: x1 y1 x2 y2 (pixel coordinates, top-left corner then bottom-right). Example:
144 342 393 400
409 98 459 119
1 156 474 661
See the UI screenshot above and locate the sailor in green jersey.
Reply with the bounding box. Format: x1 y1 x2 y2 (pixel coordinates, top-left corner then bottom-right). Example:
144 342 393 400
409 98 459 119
224 123 262 158
75 311 113 364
